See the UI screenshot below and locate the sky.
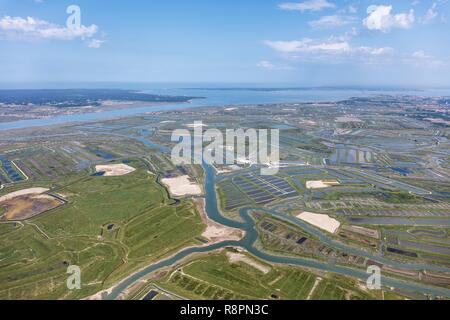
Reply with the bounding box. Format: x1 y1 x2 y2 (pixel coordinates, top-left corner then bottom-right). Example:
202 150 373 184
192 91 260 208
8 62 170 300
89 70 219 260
0 0 449 87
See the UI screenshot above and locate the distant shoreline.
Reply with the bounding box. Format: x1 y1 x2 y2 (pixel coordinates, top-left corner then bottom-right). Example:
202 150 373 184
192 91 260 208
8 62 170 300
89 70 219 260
0 100 180 124
1 88 449 131
0 88 202 124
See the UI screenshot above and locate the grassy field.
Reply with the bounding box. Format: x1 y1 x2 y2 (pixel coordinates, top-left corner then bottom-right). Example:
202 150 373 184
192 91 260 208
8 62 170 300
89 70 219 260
154 249 377 300
0 160 205 299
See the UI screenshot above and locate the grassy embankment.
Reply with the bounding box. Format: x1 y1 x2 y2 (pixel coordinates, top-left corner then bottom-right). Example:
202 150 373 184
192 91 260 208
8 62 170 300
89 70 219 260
0 160 205 299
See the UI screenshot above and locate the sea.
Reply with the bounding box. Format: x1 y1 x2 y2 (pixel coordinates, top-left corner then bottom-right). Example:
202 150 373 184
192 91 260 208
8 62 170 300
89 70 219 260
1 83 449 131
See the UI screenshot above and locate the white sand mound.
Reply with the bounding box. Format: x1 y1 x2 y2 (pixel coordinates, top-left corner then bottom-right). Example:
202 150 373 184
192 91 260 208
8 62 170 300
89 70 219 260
226 251 270 274
195 199 243 243
161 175 202 197
202 224 243 243
306 180 340 189
95 164 136 177
186 123 208 128
335 116 363 123
296 211 341 234
0 188 49 203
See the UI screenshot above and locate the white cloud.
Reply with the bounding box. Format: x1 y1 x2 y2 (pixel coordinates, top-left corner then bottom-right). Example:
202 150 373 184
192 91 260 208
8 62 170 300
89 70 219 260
348 5 357 14
358 46 393 56
412 50 432 59
0 15 98 41
87 39 106 48
278 0 335 12
309 15 356 29
264 38 392 57
264 39 350 54
422 3 438 24
408 50 447 66
257 60 293 70
257 60 276 69
363 5 415 32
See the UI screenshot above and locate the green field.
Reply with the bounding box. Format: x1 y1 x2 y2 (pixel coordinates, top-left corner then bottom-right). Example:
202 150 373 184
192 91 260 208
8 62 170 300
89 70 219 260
154 250 377 300
0 160 205 300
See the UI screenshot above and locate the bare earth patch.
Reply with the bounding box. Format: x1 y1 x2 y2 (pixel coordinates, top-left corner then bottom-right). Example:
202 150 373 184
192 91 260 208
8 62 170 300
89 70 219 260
226 250 270 274
0 187 49 202
341 225 379 239
186 123 208 128
0 188 63 221
335 116 364 123
95 164 136 177
296 211 341 234
306 180 340 189
195 199 244 243
161 175 202 197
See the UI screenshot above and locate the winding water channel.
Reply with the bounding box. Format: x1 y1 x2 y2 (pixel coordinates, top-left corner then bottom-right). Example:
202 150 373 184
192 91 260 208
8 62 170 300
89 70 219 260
103 134 450 299
2 87 450 299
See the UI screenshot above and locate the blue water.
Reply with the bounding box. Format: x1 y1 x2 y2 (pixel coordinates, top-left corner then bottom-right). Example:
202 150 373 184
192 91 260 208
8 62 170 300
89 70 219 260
103 158 450 299
2 86 449 131
0 155 24 182
391 167 411 175
91 171 105 177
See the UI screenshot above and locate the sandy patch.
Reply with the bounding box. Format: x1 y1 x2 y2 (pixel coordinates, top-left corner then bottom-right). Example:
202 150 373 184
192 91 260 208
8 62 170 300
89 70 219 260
226 251 270 274
299 119 317 125
424 118 450 126
31 194 57 201
195 199 243 243
335 116 363 123
186 123 208 128
334 128 352 135
161 175 202 197
214 165 242 174
95 164 136 177
202 225 242 242
0 188 63 221
306 180 340 189
296 211 341 234
0 188 49 202
85 288 113 300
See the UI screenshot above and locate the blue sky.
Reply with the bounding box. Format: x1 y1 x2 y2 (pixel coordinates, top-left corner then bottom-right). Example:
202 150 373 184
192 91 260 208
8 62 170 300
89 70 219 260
0 0 449 86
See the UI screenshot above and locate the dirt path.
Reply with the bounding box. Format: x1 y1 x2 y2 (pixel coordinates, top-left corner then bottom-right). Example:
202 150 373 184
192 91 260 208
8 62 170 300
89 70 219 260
25 221 50 240
307 277 322 300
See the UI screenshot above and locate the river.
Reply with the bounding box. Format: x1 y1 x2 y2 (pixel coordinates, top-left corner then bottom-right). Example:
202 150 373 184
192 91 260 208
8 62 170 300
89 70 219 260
102 134 450 300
